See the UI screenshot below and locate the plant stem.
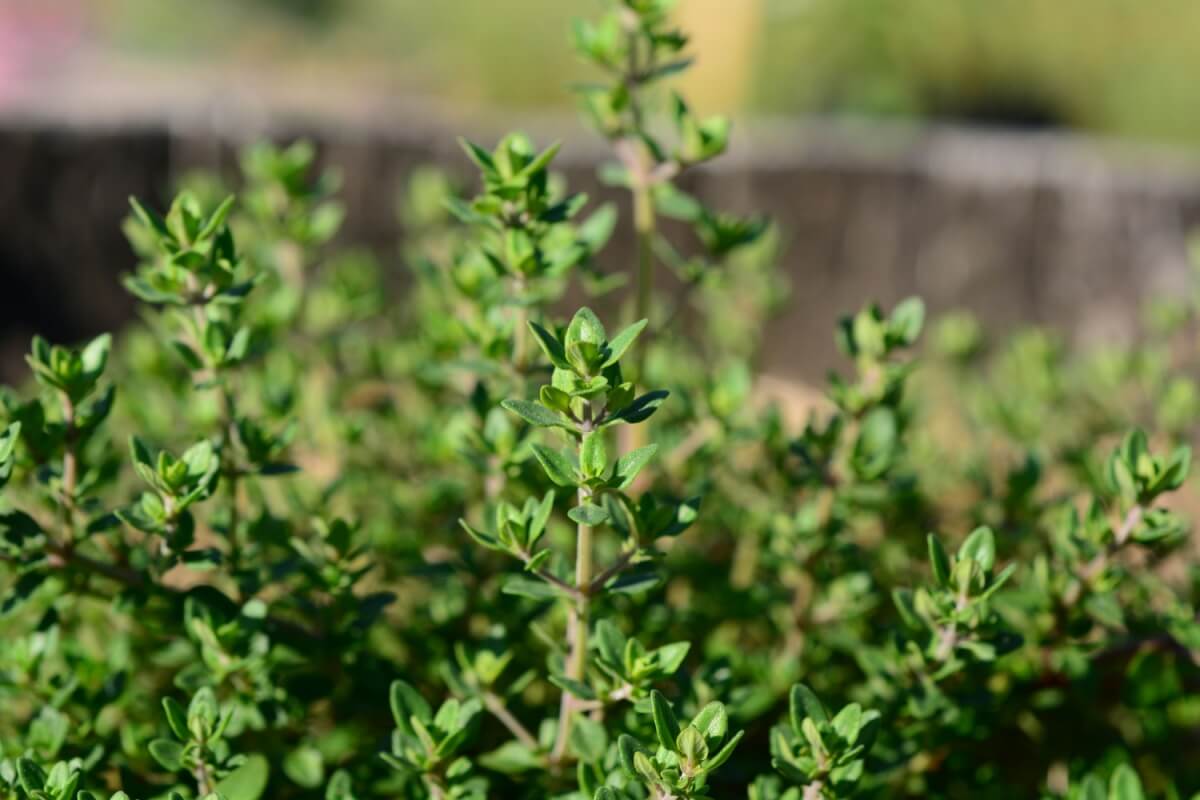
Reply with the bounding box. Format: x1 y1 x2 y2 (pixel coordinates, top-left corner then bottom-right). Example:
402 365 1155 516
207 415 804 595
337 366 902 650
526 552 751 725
484 455 505 504
1114 504 1143 545
46 543 142 586
572 487 594 670
59 393 77 539
482 691 539 750
38 533 323 642
1063 503 1144 607
628 176 657 374
622 173 657 468
515 311 529 371
622 12 655 375
219 383 242 575
513 280 530 371
194 758 213 796
588 546 636 594
60 395 76 501
185 272 244 573
633 182 656 350
552 485 594 763
425 776 447 800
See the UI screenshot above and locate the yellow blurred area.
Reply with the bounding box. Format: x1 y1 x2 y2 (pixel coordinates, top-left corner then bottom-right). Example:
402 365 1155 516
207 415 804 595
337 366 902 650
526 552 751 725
675 0 763 114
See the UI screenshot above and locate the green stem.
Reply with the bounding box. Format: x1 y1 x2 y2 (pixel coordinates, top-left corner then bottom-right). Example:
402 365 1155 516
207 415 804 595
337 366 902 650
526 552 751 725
624 182 657 464
572 488 594 675
633 182 657 371
184 274 244 570
514 309 529 371
624 13 655 368
513 279 530 372
219 383 242 576
194 755 213 796
552 484 594 763
482 691 539 750
59 393 77 539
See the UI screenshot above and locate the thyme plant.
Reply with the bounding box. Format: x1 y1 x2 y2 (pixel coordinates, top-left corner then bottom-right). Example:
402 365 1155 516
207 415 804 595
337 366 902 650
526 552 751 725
0 2 1197 799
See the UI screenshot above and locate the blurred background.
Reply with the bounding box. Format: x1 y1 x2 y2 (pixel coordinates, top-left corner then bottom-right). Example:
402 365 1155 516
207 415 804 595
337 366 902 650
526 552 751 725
5 0 1200 380
11 0 1200 138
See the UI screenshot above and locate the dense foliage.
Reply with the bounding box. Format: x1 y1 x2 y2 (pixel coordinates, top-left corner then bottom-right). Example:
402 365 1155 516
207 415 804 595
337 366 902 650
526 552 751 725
2 2 1198 799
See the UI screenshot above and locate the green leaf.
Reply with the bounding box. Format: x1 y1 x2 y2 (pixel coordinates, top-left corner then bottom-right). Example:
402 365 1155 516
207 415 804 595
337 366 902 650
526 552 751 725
502 575 564 600
130 196 172 241
502 399 568 429
1085 592 1126 629
528 321 571 369
283 747 325 789
703 729 744 771
959 526 996 572
550 674 597 701
0 421 18 457
80 333 112 378
1108 764 1144 800
531 444 579 487
16 758 46 792
892 588 921 630
927 534 951 587
130 435 155 469
981 563 1017 599
831 703 863 744
580 432 607 478
790 683 828 729
479 741 544 774
162 697 190 741
890 297 925 345
650 690 680 750
579 203 617 251
325 770 356 800
1108 455 1138 506
1120 429 1149 468
1077 776 1107 800
540 385 571 413
1157 445 1191 492
390 681 432 732
691 702 729 744
148 738 185 771
613 444 658 490
530 490 555 540
1 572 46 615
566 307 607 348
605 568 660 594
458 138 496 173
676 726 708 763
459 518 502 551
520 141 562 178
215 754 269 800
608 390 669 425
187 687 219 740
570 717 608 763
617 734 643 775
653 641 690 675
602 319 648 367
183 439 216 479
568 503 609 526
197 194 236 241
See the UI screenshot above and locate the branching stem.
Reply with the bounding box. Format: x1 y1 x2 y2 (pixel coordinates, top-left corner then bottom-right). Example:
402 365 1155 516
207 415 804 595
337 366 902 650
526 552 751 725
482 691 539 750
